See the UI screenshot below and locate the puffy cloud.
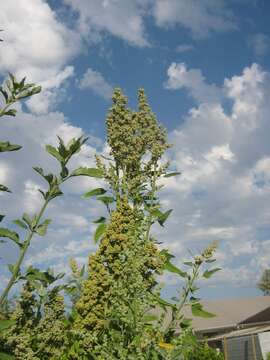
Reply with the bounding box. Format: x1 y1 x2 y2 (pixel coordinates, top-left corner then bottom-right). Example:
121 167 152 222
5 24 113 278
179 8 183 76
63 0 150 47
162 62 270 289
0 0 81 114
165 62 223 103
79 68 113 100
153 0 236 39
0 109 105 278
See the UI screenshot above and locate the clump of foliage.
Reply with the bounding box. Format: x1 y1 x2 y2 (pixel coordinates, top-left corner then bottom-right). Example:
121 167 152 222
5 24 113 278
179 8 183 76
185 342 224 360
0 83 222 359
257 269 270 295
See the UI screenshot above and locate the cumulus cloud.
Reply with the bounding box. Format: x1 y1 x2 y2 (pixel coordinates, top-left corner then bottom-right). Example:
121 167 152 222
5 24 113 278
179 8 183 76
79 68 113 100
63 0 150 47
153 0 236 39
0 108 105 279
0 0 81 114
162 62 270 289
165 62 223 103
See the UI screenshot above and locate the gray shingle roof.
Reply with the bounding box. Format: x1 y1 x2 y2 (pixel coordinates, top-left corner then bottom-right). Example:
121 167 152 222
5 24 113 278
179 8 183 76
182 296 270 332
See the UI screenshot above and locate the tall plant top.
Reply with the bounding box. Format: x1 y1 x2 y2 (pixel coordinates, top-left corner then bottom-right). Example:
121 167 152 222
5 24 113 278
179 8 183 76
98 88 170 204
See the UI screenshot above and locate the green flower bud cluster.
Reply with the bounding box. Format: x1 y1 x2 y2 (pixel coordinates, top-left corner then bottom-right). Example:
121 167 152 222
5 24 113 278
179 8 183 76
74 198 164 357
99 88 170 203
3 282 67 359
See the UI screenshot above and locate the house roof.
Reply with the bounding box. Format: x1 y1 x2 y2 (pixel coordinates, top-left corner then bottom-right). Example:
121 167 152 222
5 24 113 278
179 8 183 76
208 324 270 341
182 296 270 332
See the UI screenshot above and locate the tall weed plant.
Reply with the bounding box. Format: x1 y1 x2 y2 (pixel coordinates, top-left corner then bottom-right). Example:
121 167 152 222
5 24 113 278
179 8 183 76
0 76 223 359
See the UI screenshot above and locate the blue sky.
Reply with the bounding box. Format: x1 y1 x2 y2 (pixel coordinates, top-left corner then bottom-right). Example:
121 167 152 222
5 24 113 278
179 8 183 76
1 0 270 300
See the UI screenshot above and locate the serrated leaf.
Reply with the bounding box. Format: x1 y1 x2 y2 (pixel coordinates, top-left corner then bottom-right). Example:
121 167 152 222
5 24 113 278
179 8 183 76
46 145 63 163
94 223 106 243
97 195 115 205
83 188 107 198
13 219 28 229
70 167 103 178
164 172 181 178
191 303 215 318
35 219 51 236
93 216 106 224
203 268 221 279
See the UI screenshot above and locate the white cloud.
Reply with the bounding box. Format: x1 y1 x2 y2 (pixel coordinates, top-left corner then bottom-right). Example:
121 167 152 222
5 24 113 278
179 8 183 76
248 33 270 57
0 108 105 278
161 62 270 289
153 0 236 39
165 62 223 103
79 68 113 100
63 0 150 47
0 0 81 114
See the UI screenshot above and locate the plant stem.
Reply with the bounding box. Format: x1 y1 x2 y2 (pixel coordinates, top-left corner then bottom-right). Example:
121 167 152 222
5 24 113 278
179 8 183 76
0 101 15 118
0 199 49 310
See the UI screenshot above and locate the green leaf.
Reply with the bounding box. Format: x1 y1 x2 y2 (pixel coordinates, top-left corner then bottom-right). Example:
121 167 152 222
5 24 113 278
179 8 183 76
0 184 11 192
191 303 215 318
33 167 54 185
0 141 21 152
160 249 187 277
22 213 32 228
0 351 15 359
46 145 63 163
70 167 103 178
94 223 106 243
143 314 158 323
164 172 181 178
203 268 221 279
13 219 28 229
0 319 16 332
152 209 172 227
8 264 15 274
164 261 187 278
4 109 17 117
0 228 20 246
93 216 106 224
157 209 172 227
183 261 193 267
35 219 51 236
97 196 115 205
179 317 192 329
83 188 107 198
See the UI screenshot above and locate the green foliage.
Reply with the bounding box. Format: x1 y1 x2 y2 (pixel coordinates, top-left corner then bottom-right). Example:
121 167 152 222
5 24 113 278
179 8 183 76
0 73 41 118
185 342 224 360
0 73 41 196
257 268 270 295
0 86 222 359
0 134 96 310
